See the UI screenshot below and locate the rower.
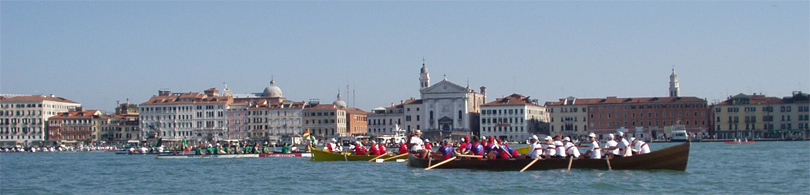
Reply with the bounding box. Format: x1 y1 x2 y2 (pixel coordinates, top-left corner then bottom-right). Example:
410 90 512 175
469 136 484 159
397 140 408 155
563 137 581 158
631 137 650 155
526 135 543 159
459 136 471 154
377 141 387 155
615 132 632 157
353 141 367 155
543 136 556 159
605 134 619 157
424 139 433 152
582 133 602 159
439 139 454 159
324 138 340 153
554 135 566 159
369 140 380 155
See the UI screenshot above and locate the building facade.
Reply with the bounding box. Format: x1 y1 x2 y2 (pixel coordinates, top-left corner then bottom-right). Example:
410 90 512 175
0 95 81 143
99 101 140 144
139 89 232 142
47 109 106 142
480 94 549 141
711 92 809 139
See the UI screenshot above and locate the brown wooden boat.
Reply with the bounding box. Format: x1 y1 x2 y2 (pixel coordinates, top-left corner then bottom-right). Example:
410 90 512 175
408 142 690 171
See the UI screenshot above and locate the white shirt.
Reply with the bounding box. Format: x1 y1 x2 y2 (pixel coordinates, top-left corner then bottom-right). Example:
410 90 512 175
409 136 424 152
323 143 339 152
554 140 566 157
589 141 602 159
564 142 581 158
606 140 619 155
527 141 543 159
617 139 632 157
545 141 557 157
634 141 650 154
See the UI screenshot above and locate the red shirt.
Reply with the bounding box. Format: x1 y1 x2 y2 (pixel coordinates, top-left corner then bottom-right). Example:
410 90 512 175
378 144 387 154
398 143 408 154
354 144 366 155
369 144 380 155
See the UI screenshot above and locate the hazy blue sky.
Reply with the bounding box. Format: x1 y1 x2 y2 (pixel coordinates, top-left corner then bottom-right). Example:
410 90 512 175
2 1 808 112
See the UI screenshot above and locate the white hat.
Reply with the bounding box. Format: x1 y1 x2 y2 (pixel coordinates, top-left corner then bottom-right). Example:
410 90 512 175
330 138 337 142
544 136 552 141
616 131 624 137
531 135 539 140
630 137 636 142
588 133 596 138
461 138 466 141
424 139 429 142
371 140 377 144
563 137 570 141
608 134 615 139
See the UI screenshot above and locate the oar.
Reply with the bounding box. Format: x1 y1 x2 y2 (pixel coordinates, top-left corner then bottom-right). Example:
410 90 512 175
454 154 484 158
383 153 408 161
492 140 512 158
367 151 392 162
567 156 574 171
424 157 456 170
520 157 541 172
605 156 612 170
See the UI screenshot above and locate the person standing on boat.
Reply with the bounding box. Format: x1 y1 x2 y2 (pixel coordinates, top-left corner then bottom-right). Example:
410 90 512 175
439 139 454 159
324 138 339 153
563 137 581 158
583 133 602 159
526 135 543 159
631 138 651 155
409 130 427 158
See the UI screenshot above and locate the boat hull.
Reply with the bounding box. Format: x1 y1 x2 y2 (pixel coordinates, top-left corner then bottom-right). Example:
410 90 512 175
259 153 312 158
155 154 260 159
409 142 691 171
724 141 755 144
309 147 407 161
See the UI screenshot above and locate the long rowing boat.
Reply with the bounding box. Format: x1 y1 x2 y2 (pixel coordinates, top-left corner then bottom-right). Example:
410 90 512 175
309 147 407 161
260 152 312 158
155 154 260 159
408 142 691 171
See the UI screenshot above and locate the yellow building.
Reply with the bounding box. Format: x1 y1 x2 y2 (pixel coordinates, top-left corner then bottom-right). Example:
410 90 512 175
711 91 809 140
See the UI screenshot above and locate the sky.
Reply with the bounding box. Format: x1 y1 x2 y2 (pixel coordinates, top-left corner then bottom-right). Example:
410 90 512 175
2 1 808 112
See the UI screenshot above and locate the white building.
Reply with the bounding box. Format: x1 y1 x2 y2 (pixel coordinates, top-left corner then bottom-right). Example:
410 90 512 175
0 95 81 143
139 88 232 142
480 94 549 141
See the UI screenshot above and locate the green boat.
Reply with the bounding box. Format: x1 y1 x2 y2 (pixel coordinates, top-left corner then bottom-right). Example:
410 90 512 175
309 146 408 161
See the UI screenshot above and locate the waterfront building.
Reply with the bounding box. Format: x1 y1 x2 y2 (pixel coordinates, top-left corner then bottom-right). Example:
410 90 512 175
244 98 305 141
547 96 708 140
225 100 250 140
47 109 107 143
302 93 368 140
418 64 486 141
710 91 809 139
0 95 81 144
367 99 417 136
480 94 549 141
99 101 140 144
139 88 232 143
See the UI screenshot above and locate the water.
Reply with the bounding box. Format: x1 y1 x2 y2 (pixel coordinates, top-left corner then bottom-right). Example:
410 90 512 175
2 141 809 194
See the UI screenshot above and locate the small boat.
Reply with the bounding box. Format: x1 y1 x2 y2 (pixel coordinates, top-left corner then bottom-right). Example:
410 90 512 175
724 141 755 144
309 147 407 161
155 153 260 159
408 142 691 171
259 152 312 158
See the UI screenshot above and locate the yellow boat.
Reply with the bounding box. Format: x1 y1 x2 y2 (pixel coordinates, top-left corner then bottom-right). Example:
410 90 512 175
309 147 408 161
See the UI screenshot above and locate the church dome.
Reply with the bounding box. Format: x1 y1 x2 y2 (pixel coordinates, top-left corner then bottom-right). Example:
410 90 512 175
262 80 283 98
333 93 347 108
420 64 428 74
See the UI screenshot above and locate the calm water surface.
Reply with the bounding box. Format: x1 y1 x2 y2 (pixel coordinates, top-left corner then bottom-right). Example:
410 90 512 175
2 141 808 194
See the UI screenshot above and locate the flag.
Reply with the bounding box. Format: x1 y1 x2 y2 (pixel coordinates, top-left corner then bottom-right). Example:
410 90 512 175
302 129 310 137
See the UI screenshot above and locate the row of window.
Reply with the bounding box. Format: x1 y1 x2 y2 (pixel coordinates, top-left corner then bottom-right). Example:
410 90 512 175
481 109 525 116
141 105 224 113
480 117 525 124
719 123 809 131
0 110 43 117
591 103 706 111
593 120 704 128
1 118 43 125
481 126 525 133
0 135 41 140
717 106 803 113
590 111 705 119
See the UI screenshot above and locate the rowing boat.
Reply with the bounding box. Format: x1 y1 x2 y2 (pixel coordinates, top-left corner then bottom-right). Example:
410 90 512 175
724 141 755 144
514 144 586 155
309 147 407 161
408 142 691 171
260 152 312 158
155 154 260 159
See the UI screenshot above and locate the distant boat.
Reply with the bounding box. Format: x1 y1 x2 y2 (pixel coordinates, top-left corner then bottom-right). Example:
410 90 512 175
724 141 755 144
155 153 260 159
669 124 689 142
